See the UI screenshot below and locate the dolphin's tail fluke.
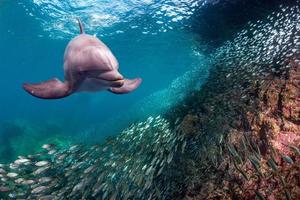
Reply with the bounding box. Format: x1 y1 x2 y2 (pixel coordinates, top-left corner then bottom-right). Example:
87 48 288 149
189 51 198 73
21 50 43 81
23 78 71 99
108 78 142 94
77 18 85 34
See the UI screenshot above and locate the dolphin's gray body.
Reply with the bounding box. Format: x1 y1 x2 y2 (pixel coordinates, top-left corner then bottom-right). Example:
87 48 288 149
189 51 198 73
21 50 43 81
23 19 142 99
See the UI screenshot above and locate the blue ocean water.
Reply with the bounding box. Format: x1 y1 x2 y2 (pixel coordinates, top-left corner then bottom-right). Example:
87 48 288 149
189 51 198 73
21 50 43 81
0 0 208 162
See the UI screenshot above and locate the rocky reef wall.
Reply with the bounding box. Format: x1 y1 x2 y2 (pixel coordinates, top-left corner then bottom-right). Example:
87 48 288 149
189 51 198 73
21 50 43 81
161 3 300 198
165 57 300 200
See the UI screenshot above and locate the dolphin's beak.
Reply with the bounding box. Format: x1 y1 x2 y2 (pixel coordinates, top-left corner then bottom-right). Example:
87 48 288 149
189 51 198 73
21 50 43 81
91 70 124 82
108 78 142 94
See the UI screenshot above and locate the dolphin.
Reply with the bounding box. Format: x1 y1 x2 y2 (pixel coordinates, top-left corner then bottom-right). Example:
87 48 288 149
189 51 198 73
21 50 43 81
23 19 142 99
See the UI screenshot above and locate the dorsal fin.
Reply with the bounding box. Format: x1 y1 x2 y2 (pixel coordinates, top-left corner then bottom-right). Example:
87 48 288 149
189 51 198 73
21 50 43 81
77 18 85 34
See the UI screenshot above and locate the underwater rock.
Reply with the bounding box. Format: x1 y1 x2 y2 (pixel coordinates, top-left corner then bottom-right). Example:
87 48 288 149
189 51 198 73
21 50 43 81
163 2 300 199
178 56 300 200
177 114 201 138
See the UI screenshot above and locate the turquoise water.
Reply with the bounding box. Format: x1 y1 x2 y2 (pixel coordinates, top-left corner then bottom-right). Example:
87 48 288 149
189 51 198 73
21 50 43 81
0 0 207 162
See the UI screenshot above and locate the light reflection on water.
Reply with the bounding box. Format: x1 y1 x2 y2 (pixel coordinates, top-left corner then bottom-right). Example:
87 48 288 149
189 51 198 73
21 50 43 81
21 0 208 38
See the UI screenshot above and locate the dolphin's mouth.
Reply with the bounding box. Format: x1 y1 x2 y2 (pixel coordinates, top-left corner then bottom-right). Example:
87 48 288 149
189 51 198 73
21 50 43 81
82 70 124 82
92 76 124 82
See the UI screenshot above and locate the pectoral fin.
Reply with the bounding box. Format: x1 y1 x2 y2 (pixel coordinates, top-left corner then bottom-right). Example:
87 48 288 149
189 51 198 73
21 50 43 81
23 78 70 99
108 78 142 94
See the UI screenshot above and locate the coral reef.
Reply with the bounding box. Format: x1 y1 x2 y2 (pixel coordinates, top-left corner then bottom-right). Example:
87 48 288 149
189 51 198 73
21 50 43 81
177 114 201 138
182 61 300 199
163 39 300 200
176 61 300 200
163 3 300 199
